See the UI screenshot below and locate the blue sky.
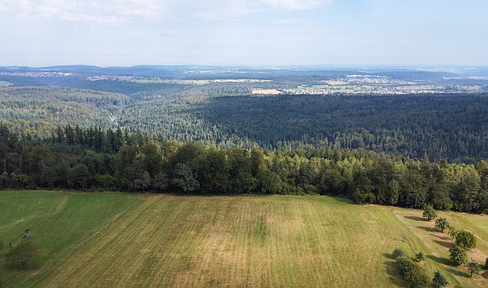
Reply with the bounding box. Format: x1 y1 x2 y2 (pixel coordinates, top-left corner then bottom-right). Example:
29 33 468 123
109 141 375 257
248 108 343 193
1 0 487 67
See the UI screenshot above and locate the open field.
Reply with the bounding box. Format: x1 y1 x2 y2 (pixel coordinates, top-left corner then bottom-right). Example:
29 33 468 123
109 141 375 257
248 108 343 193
1 191 487 287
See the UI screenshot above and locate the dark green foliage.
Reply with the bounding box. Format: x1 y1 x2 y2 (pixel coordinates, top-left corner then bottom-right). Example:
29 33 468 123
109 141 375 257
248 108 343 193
395 256 430 288
485 258 488 269
1 123 488 214
171 163 200 193
415 252 425 262
467 261 482 277
5 239 40 270
449 246 468 266
392 248 405 259
432 271 448 287
422 205 437 221
67 164 92 189
0 240 4 250
455 231 477 249
256 169 283 195
435 218 450 233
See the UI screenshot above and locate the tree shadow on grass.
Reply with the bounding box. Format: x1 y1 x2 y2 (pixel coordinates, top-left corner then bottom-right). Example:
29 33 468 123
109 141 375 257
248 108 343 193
446 268 470 278
417 226 437 232
426 254 451 266
404 216 426 221
430 233 450 241
433 239 455 249
382 253 405 287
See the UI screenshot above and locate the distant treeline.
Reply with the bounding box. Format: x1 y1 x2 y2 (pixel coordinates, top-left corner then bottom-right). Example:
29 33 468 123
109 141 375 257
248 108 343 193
1 124 487 214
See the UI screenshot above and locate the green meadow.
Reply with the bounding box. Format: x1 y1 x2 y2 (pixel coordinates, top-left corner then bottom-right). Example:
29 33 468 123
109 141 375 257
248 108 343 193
1 191 487 287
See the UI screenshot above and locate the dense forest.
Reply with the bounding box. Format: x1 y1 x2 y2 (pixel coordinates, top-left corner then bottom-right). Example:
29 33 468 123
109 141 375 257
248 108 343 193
3 87 488 162
1 124 487 214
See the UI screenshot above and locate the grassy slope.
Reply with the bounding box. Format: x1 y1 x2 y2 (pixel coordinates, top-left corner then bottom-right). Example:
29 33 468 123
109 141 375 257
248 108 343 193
0 191 145 287
1 192 487 288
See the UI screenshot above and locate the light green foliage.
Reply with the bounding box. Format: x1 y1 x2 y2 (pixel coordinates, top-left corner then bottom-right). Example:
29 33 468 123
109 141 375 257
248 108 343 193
449 246 468 266
455 231 477 249
5 239 40 270
435 218 450 233
448 226 459 240
423 205 437 221
432 271 448 287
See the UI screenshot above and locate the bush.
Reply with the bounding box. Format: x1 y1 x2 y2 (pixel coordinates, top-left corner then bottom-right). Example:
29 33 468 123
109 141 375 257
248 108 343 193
432 271 448 287
393 248 405 259
485 258 488 269
5 239 40 270
467 261 482 277
423 205 437 221
448 226 458 240
449 246 468 266
415 251 425 262
435 218 450 233
395 256 430 288
455 231 477 249
0 240 4 250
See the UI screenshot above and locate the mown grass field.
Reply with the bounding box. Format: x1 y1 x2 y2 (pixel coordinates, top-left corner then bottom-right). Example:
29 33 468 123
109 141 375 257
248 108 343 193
1 191 487 287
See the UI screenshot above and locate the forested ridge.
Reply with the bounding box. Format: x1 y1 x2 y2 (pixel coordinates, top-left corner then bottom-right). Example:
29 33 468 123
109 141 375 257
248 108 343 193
2 87 488 162
1 124 488 214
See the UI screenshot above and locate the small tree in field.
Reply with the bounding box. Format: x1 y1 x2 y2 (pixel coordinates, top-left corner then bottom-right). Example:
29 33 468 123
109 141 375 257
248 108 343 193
467 261 482 277
435 218 450 233
393 248 405 259
415 251 425 262
423 205 437 221
5 239 40 270
449 246 468 266
448 226 458 240
432 271 448 287
455 231 477 249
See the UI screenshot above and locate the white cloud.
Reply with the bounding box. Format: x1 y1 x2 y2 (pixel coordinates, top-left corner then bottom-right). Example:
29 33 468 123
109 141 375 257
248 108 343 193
193 0 262 21
261 0 332 10
0 0 166 26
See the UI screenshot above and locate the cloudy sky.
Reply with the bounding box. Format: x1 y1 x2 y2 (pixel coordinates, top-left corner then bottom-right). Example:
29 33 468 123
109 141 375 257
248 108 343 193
1 0 487 67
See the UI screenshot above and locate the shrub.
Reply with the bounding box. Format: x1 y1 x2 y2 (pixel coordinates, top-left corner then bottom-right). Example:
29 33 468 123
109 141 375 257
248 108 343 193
393 248 405 259
395 256 430 288
432 271 448 287
0 240 4 250
435 218 450 233
485 258 488 269
5 239 40 270
455 231 477 249
448 226 458 240
467 261 482 277
415 251 425 262
449 246 468 266
422 205 437 221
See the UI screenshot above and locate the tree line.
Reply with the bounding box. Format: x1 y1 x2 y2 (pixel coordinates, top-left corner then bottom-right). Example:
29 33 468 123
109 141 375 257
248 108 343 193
1 124 488 214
